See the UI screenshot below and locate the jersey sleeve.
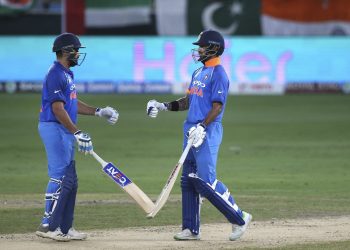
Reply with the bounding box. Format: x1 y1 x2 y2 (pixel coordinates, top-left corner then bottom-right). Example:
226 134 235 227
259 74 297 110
211 65 229 104
45 71 67 104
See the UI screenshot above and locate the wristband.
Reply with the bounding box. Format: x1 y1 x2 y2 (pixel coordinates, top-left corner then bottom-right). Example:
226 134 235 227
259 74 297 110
199 123 207 130
74 130 82 135
165 101 179 111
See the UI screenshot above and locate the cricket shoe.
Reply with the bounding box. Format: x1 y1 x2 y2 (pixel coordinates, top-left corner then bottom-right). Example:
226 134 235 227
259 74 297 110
36 225 70 242
68 227 87 240
229 211 252 241
174 229 200 241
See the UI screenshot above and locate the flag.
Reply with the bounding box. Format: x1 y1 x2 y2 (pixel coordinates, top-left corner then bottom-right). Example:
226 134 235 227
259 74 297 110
155 0 261 35
0 0 33 13
261 0 350 35
85 0 153 34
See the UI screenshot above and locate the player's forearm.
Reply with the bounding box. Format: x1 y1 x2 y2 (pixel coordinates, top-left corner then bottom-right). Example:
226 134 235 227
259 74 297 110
202 102 222 126
52 103 78 134
165 95 189 111
78 100 97 115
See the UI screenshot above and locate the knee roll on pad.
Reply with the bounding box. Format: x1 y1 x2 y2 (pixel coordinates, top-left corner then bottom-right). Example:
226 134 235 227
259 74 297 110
180 175 192 189
189 173 245 226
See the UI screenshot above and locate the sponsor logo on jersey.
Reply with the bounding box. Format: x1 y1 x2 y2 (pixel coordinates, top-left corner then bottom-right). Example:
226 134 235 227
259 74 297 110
187 86 203 97
192 80 206 88
188 80 206 97
68 80 76 100
65 73 73 85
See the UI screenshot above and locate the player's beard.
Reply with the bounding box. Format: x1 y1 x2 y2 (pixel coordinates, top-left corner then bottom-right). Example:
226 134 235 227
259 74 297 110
192 48 209 64
68 59 78 67
68 52 86 67
198 47 216 64
68 53 79 67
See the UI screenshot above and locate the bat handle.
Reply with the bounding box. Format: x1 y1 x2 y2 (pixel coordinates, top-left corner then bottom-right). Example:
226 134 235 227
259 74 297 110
178 137 194 165
91 151 108 167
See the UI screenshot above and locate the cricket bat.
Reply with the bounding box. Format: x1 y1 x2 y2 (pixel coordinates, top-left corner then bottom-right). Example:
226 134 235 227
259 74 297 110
91 151 155 214
147 137 194 218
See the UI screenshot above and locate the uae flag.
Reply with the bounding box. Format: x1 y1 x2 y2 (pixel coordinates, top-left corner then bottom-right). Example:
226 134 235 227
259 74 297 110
63 0 154 35
261 0 350 35
85 0 153 34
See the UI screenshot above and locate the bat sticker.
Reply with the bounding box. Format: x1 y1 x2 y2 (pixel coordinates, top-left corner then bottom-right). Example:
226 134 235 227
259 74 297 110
103 163 132 187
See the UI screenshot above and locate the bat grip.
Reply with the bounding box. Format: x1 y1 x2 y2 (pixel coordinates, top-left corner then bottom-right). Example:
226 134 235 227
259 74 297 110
91 151 108 167
178 137 194 165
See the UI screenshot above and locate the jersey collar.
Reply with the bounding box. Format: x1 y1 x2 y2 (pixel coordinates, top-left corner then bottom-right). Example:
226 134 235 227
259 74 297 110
204 57 220 67
54 61 73 75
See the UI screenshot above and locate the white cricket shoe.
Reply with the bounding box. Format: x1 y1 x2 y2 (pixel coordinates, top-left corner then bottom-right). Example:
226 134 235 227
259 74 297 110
68 227 87 240
229 211 252 241
174 229 200 241
36 226 71 242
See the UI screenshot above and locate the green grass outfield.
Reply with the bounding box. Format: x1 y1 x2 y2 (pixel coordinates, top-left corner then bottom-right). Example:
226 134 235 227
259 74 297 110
0 94 349 243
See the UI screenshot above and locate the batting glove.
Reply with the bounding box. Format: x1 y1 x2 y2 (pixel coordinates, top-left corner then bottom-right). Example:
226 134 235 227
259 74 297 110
146 100 167 118
95 106 119 125
74 130 93 154
187 123 206 148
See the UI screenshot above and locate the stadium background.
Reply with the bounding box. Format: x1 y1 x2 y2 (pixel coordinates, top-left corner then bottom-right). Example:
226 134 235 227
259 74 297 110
1 0 350 94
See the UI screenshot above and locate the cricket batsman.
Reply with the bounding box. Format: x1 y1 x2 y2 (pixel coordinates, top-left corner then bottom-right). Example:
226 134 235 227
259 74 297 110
36 33 119 241
146 30 252 241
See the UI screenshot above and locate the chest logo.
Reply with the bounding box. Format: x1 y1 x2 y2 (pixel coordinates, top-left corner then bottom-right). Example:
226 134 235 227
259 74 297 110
192 80 206 88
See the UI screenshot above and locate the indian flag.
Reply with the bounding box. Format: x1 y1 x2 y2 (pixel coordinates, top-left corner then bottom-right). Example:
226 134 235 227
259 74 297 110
261 0 350 35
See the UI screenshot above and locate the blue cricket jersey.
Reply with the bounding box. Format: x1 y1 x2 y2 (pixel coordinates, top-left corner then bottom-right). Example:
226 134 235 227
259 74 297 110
39 61 78 124
186 61 229 124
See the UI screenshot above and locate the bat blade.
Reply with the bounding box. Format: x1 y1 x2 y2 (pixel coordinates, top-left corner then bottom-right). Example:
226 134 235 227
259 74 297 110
147 138 194 218
147 162 183 218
